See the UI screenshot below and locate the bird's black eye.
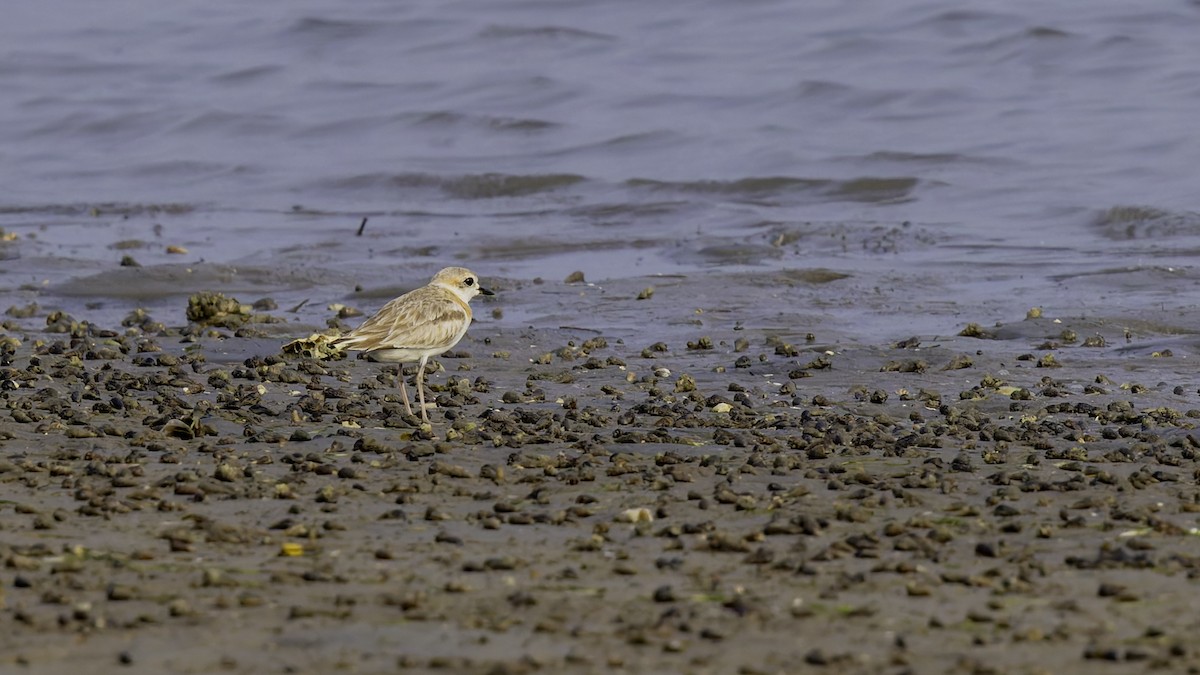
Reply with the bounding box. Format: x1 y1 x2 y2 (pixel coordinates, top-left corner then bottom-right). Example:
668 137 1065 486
464 277 475 287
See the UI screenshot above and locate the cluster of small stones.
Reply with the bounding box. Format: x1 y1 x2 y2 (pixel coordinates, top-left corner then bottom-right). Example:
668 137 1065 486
1 304 1200 672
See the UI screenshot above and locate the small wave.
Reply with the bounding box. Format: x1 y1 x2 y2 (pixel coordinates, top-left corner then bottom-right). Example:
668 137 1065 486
173 110 284 136
1026 26 1071 38
626 176 829 195
325 172 587 199
532 130 686 160
407 111 559 132
828 177 920 203
1093 205 1200 240
123 160 241 180
29 110 171 139
952 24 1081 59
210 64 285 84
626 176 919 203
443 173 586 198
566 201 692 224
477 25 615 41
911 9 1024 31
857 151 1012 167
287 17 380 40
789 80 907 110
0 202 196 217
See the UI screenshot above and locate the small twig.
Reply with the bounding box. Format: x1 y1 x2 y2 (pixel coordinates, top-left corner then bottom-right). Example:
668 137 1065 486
287 299 310 313
356 217 368 237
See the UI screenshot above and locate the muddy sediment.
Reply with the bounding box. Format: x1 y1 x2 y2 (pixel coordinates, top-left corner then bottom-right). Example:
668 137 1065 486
2 273 1200 674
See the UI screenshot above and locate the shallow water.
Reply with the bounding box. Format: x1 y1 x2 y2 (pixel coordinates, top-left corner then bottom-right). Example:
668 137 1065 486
2 0 1200 342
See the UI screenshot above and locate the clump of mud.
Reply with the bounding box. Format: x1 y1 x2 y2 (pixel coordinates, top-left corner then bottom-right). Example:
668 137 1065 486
185 291 253 327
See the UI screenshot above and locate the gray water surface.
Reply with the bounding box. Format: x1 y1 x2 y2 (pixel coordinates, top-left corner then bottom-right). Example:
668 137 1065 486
2 0 1199 341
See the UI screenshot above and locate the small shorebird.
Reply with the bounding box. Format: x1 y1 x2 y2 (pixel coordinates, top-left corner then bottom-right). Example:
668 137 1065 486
336 266 493 424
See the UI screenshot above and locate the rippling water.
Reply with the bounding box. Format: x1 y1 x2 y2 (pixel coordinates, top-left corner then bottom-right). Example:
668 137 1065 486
2 0 1200 340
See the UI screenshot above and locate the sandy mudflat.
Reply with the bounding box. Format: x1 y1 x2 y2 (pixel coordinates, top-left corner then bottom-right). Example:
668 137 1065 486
3 271 1200 675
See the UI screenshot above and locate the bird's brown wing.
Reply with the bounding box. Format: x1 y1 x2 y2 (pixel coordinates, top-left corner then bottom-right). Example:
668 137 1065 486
337 286 469 352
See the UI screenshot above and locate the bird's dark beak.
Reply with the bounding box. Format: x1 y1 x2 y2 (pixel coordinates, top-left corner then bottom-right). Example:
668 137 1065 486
479 286 495 296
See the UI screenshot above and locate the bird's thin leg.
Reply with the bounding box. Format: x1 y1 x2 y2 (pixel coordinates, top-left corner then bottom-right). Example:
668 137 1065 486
397 364 413 416
416 355 430 423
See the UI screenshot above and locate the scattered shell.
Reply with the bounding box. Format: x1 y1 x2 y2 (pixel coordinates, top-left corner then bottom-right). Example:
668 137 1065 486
282 333 345 359
615 508 654 523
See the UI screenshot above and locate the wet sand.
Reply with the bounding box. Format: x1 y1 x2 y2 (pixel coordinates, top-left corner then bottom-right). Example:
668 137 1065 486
3 270 1200 675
